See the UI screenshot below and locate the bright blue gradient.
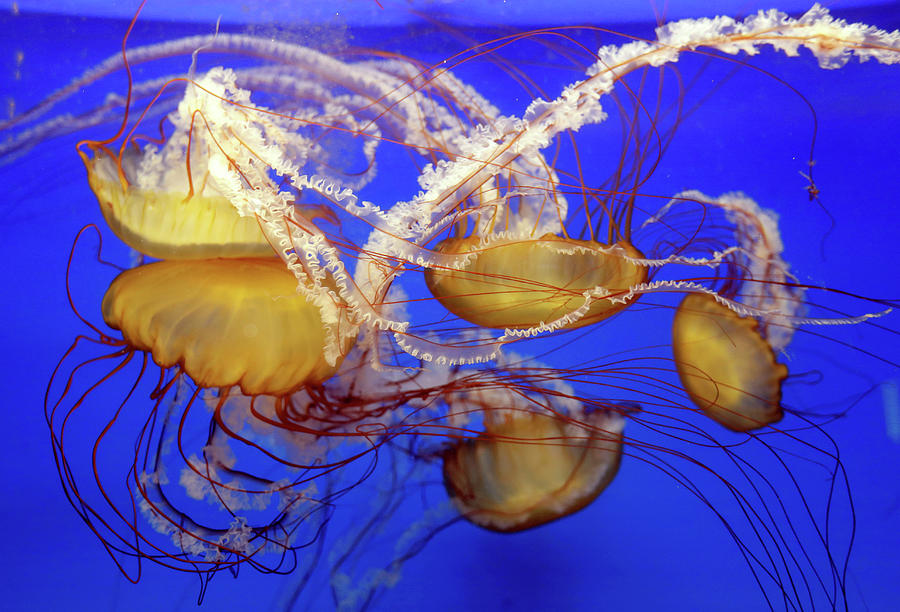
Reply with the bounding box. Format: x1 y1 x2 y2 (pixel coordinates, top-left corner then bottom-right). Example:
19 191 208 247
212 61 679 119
1 2 898 610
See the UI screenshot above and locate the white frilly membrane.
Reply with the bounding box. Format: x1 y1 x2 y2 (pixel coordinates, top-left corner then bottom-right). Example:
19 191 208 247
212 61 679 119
4 5 894 366
640 190 888 353
135 4 896 366
134 52 565 368
135 381 331 565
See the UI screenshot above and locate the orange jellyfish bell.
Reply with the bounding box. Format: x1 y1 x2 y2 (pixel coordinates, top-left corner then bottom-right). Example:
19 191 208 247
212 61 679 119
424 234 646 330
102 258 350 395
672 292 787 432
442 409 624 532
81 148 274 259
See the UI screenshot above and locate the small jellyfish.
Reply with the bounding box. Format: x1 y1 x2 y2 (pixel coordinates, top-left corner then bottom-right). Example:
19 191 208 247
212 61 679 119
442 409 624 532
672 292 787 431
425 234 646 330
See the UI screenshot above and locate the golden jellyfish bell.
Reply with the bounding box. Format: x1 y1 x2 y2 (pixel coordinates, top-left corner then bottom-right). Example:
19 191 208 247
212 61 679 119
102 258 350 395
425 234 646 330
82 150 274 259
672 293 787 432
442 410 624 533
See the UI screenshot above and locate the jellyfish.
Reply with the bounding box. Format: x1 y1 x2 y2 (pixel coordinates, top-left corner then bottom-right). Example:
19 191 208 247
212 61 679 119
3 2 900 611
672 292 787 431
441 388 625 533
655 190 795 431
424 236 646 330
101 258 350 394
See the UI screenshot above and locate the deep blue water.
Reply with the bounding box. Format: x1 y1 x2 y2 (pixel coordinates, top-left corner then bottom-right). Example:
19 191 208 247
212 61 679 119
1 2 899 610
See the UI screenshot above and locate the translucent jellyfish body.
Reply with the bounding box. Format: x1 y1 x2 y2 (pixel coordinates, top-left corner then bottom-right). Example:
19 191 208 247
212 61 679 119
102 258 350 394
672 293 787 431
425 235 646 329
443 409 624 532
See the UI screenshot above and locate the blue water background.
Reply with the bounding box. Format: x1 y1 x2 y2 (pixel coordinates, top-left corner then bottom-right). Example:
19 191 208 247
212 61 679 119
1 1 899 610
